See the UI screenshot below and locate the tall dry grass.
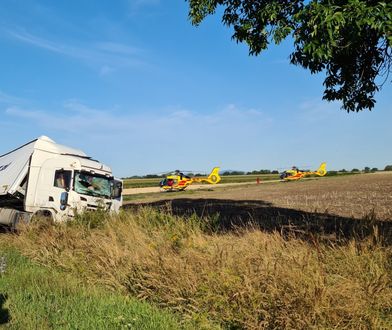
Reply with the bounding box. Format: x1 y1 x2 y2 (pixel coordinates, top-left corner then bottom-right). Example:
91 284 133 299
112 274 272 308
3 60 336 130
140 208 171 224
6 208 392 329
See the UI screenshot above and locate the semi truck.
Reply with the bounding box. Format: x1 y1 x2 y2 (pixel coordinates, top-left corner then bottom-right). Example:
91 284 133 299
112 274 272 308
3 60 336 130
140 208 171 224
0 136 122 228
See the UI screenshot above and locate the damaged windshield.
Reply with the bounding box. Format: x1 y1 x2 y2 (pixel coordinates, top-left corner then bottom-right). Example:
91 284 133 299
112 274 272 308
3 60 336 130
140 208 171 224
74 171 111 198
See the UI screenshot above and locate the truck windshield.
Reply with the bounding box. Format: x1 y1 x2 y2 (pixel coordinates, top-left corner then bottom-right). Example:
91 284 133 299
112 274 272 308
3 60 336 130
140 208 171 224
74 171 111 198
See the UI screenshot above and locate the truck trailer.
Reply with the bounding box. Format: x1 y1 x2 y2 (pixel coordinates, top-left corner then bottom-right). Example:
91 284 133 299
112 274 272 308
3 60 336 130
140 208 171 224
0 136 122 227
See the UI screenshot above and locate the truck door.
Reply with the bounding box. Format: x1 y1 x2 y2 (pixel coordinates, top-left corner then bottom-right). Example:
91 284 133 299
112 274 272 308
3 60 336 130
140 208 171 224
111 179 122 212
111 179 122 201
32 164 73 220
52 169 73 217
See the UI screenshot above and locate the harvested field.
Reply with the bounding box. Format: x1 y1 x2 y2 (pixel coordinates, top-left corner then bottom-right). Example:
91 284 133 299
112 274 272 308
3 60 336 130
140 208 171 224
125 172 392 221
124 172 392 243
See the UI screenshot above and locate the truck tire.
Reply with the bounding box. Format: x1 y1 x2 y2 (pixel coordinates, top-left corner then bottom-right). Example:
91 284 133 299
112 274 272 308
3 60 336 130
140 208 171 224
31 210 54 228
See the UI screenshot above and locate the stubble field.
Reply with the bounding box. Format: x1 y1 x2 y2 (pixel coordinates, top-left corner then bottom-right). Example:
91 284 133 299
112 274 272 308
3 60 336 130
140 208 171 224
124 172 392 243
125 172 392 221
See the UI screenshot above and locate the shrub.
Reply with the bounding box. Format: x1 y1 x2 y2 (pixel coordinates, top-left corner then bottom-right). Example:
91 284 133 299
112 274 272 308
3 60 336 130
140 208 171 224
145 174 161 178
247 169 271 175
326 170 338 176
222 171 245 176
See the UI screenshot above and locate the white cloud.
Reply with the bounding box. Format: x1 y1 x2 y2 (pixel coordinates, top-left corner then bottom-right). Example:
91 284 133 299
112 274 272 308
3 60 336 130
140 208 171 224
5 105 123 133
5 29 147 74
297 98 343 123
3 101 277 175
5 106 41 119
95 42 141 56
127 0 160 9
99 65 116 76
125 0 162 17
0 90 24 105
4 101 272 138
7 30 63 53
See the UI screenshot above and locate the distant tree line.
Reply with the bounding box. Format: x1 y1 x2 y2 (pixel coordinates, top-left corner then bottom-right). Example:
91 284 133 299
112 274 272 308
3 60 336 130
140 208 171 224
124 165 392 179
221 170 280 176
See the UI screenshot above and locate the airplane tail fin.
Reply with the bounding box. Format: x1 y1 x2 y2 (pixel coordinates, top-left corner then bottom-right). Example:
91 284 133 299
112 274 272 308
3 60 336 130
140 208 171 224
207 167 221 184
316 162 327 176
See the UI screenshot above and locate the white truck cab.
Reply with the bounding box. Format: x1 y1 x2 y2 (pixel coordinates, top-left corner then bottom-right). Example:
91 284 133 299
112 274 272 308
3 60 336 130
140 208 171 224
0 136 122 227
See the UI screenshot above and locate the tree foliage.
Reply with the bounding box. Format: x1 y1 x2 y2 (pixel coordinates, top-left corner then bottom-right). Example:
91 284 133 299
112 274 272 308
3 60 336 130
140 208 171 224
187 0 392 112
247 169 272 175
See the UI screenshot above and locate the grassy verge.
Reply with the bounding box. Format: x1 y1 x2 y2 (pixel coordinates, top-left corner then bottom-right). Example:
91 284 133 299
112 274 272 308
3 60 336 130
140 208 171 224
0 247 195 330
4 209 392 329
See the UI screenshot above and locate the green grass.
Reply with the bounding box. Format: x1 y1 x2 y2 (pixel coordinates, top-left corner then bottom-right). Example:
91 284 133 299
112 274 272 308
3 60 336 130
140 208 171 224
0 248 193 330
123 177 162 189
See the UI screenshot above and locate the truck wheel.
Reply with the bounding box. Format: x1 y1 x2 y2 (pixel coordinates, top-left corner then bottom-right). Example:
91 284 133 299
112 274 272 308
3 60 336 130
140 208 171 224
31 210 54 228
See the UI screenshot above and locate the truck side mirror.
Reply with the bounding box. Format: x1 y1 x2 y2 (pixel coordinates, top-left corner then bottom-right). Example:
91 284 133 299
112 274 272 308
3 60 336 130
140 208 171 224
60 191 69 210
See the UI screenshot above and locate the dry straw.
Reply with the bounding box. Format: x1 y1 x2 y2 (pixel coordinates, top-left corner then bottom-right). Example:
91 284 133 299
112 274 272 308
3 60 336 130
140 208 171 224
7 208 392 329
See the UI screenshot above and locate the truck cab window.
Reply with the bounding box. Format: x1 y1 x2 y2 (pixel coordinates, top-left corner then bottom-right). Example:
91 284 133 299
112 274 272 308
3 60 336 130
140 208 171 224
54 170 71 190
111 180 122 199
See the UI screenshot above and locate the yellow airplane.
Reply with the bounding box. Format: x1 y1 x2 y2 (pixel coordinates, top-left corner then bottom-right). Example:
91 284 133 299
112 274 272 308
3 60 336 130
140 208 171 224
159 167 221 191
280 162 327 181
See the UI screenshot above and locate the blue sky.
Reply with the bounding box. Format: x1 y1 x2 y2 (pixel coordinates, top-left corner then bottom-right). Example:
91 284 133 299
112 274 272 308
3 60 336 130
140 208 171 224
0 0 391 177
